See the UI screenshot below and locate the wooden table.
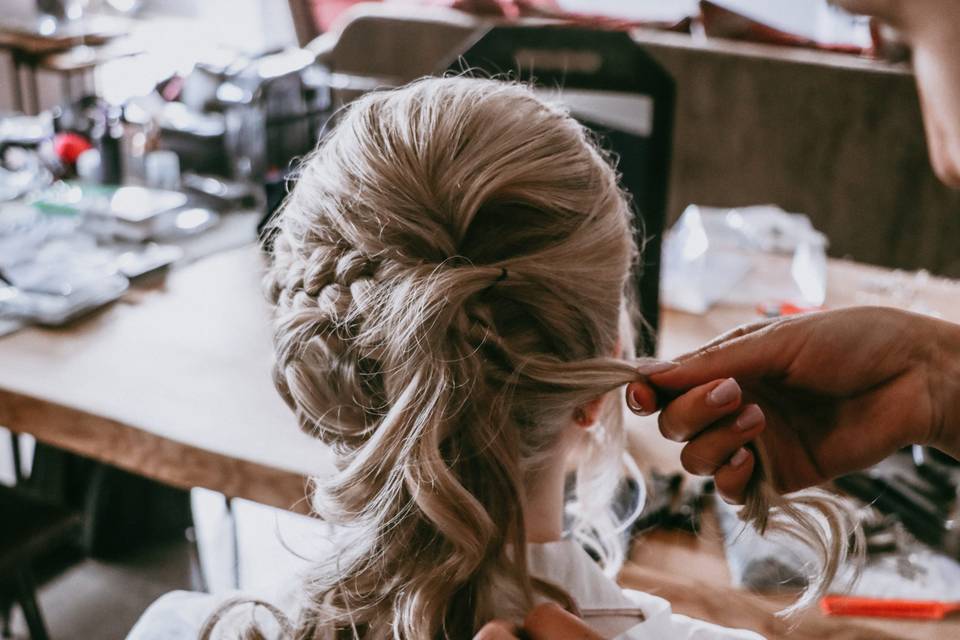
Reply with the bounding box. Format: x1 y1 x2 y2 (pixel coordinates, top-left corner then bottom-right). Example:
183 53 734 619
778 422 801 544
1 245 956 638
0 245 329 512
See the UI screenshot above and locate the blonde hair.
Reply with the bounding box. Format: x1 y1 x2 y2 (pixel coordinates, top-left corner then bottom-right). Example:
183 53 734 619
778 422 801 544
207 77 858 639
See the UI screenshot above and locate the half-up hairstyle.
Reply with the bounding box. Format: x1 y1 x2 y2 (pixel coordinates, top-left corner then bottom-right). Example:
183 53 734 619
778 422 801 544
208 77 858 639
264 77 643 639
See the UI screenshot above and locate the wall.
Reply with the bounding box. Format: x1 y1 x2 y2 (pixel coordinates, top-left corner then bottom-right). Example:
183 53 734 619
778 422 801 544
638 32 960 277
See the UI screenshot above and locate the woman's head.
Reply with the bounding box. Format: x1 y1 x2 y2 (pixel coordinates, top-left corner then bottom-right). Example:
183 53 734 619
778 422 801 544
266 77 644 637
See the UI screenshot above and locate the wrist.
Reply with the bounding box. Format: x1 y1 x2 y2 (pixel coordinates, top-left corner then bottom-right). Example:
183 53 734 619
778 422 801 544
928 318 960 458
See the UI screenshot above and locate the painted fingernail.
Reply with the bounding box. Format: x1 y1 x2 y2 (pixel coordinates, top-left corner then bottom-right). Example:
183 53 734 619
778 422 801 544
729 447 751 468
636 360 679 375
627 387 650 415
735 405 764 432
707 378 740 407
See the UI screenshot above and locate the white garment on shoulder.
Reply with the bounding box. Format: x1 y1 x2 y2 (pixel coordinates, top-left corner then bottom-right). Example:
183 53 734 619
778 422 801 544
126 591 224 640
522 539 765 640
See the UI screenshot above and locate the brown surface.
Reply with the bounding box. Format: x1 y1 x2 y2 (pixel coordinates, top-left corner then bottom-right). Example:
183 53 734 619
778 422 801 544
0 246 327 511
308 4 478 81
0 388 309 513
631 27 960 278
2 245 958 637
288 0 321 48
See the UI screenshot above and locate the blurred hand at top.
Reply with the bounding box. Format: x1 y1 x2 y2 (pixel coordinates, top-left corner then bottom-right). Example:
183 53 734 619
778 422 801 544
833 0 960 186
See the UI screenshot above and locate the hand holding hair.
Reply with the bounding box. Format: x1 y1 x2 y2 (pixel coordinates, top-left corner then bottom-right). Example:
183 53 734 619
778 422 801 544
630 306 960 505
473 603 604 640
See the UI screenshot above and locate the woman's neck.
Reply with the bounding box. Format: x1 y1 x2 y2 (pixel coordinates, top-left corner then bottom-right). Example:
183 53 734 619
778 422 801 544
523 451 569 543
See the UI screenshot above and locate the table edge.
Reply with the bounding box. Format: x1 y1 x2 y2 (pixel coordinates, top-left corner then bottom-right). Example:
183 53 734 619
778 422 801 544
0 387 311 514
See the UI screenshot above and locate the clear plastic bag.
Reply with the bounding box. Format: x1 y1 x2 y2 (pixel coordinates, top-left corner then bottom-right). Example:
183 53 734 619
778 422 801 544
661 204 829 314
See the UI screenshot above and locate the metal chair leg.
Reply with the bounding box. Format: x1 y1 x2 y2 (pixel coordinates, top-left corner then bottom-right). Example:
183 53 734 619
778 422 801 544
14 568 49 640
8 54 24 114
27 65 41 115
0 596 12 638
225 496 240 590
9 431 23 486
185 525 209 593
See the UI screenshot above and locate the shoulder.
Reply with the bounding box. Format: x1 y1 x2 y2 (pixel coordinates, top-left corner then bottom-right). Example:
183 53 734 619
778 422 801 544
126 591 220 640
126 591 295 640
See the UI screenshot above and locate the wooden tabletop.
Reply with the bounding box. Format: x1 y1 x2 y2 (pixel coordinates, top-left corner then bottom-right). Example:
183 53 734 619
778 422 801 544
0 245 328 512
1 244 957 638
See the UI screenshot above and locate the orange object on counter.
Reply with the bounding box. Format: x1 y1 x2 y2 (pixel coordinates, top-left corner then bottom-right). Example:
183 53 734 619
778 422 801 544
821 595 960 620
756 301 824 318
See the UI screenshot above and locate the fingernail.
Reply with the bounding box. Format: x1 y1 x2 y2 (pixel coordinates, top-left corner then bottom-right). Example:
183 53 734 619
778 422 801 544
636 360 679 376
735 405 764 432
707 378 740 407
627 386 653 416
729 447 751 468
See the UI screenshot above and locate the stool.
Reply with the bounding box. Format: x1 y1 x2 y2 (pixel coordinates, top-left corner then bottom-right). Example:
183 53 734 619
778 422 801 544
0 484 82 640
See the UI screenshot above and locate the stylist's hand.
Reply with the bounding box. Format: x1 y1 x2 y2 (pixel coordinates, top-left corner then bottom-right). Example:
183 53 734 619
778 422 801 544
473 603 604 639
630 307 960 503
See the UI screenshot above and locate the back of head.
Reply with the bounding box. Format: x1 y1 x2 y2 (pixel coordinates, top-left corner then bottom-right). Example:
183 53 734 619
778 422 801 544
266 77 640 638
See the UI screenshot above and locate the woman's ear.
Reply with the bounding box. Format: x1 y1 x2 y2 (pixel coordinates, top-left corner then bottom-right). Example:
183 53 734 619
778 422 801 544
573 396 604 428
572 332 622 427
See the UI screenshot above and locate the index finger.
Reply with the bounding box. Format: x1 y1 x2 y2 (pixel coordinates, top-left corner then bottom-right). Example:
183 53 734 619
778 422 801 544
649 319 794 391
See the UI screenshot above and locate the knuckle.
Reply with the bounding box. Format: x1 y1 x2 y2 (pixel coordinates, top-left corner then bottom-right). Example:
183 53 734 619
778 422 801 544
680 445 711 476
715 464 752 505
696 342 725 359
715 478 746 505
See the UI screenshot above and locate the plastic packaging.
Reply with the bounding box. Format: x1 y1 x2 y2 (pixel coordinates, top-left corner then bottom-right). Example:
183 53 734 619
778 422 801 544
661 204 829 314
